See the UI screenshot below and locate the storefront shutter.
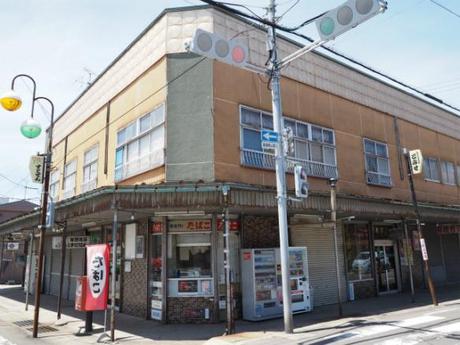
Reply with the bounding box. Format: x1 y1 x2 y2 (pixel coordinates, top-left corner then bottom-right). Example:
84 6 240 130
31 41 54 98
291 223 346 307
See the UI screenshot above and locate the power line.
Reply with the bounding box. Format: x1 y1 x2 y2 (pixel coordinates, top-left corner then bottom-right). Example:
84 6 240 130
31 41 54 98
51 57 207 169
429 0 460 18
0 173 38 190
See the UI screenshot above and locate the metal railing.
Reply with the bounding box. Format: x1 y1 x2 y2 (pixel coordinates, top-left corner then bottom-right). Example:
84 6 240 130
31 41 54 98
241 149 338 179
81 178 97 193
115 149 164 182
366 172 392 187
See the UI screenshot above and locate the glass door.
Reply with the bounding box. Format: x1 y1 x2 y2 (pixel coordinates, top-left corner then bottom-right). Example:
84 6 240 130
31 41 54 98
374 241 398 293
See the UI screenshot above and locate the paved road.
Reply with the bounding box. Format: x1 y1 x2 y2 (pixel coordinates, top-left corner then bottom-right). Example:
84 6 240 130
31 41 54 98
298 301 460 345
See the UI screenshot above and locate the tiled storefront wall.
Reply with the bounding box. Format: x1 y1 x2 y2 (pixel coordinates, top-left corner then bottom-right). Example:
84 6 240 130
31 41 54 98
167 297 215 323
241 216 279 248
122 220 148 318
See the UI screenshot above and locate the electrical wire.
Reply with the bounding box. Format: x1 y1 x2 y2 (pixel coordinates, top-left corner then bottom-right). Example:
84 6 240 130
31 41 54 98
277 0 300 21
199 0 460 114
0 173 38 190
429 0 460 18
50 57 207 169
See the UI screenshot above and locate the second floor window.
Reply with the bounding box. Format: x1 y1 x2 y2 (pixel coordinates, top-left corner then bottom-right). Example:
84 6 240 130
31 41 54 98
424 157 440 182
82 146 98 192
63 160 77 199
440 160 456 185
49 169 60 200
240 106 337 179
115 104 165 181
363 138 391 187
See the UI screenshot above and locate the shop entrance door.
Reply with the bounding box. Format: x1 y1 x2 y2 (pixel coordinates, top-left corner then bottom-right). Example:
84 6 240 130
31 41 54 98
374 240 399 294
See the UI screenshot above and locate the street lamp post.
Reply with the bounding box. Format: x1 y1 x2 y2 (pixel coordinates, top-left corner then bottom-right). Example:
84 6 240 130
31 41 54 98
0 74 55 338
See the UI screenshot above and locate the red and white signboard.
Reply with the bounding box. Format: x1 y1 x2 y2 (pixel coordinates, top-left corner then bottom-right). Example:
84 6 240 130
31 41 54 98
85 244 110 310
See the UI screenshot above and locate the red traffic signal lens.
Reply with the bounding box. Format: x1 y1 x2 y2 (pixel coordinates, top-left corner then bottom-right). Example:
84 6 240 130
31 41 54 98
231 45 246 64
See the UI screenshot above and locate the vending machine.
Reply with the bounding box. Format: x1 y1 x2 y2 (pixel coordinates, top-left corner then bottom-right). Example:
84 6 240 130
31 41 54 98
241 247 311 321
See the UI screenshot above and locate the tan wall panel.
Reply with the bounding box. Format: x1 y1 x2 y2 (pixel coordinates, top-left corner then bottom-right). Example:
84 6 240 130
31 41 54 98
360 107 386 142
398 120 420 150
330 97 361 136
335 132 364 182
117 166 165 186
417 127 440 158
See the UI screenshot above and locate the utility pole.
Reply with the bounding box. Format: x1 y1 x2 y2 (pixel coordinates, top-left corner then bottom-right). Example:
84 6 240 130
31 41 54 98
222 186 235 334
267 0 293 334
329 178 343 317
110 200 118 342
403 148 438 306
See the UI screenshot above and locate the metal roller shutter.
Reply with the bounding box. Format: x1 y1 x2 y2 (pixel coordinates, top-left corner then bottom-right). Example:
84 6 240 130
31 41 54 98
291 223 346 307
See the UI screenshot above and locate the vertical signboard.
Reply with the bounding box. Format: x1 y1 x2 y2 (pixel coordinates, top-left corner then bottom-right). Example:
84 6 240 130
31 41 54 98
85 244 110 310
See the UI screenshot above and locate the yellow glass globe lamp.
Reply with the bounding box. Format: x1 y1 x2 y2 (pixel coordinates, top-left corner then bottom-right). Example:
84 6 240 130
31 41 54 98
0 90 22 111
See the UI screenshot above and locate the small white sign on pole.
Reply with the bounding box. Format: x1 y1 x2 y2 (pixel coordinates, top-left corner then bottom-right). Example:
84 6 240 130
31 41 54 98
420 238 429 261
29 155 45 183
409 149 423 175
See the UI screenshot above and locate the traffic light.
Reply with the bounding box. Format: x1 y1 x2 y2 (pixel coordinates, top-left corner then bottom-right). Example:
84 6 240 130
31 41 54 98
188 29 249 68
294 165 309 198
315 0 387 41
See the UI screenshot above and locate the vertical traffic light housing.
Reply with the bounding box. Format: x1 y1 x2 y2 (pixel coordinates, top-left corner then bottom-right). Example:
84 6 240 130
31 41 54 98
315 0 387 41
295 165 309 198
188 29 249 69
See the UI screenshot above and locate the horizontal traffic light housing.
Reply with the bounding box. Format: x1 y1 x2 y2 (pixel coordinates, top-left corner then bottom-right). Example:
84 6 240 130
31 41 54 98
315 0 387 41
189 29 249 68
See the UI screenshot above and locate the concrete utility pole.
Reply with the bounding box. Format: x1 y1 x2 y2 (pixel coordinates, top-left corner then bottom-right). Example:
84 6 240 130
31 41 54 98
267 0 294 334
403 149 438 306
329 178 343 317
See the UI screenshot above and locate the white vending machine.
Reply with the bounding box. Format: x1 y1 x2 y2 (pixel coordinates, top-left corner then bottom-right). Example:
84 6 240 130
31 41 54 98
241 247 311 321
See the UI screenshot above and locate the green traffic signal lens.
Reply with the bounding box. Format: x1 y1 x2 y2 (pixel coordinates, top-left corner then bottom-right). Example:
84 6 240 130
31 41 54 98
319 17 335 36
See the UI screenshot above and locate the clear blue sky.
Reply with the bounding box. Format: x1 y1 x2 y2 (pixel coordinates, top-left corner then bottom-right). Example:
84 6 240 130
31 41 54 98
1 0 459 202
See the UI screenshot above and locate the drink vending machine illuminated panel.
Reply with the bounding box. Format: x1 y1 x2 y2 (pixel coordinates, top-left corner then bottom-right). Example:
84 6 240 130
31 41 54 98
241 247 311 321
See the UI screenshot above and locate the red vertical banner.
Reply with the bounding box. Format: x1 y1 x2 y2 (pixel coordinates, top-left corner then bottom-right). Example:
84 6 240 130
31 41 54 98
85 244 110 310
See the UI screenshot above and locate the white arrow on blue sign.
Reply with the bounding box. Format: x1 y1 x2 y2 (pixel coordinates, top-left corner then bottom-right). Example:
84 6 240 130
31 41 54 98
261 129 279 143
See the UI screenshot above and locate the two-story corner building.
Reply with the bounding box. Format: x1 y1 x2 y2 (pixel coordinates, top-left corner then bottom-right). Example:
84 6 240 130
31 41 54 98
1 5 460 324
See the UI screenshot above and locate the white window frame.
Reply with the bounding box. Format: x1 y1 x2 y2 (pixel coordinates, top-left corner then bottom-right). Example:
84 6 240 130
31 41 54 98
49 169 60 200
440 160 456 185
82 145 98 193
63 160 77 199
424 157 441 182
239 105 337 179
457 165 460 186
115 104 165 181
363 138 392 187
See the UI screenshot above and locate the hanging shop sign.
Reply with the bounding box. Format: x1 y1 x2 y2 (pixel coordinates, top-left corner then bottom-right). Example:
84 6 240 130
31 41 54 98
85 244 110 310
29 155 45 183
420 238 429 261
408 149 423 175
436 224 460 235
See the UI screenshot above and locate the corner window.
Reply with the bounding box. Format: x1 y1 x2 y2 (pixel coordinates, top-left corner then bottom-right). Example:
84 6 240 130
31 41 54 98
240 105 337 179
457 166 460 186
440 160 456 185
363 138 391 187
82 146 98 193
49 170 60 200
115 104 165 181
63 160 77 199
424 157 440 182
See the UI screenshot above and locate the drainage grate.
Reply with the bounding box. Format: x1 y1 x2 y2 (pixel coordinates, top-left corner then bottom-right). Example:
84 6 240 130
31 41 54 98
26 325 58 333
13 320 34 327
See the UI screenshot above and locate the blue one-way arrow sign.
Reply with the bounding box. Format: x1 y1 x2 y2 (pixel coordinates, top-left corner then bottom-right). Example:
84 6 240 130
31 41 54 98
261 129 279 143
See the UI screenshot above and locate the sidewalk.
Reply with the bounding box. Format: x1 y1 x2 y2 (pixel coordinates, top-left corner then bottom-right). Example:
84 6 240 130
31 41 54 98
0 284 459 344
205 284 460 345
